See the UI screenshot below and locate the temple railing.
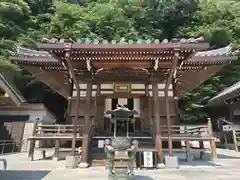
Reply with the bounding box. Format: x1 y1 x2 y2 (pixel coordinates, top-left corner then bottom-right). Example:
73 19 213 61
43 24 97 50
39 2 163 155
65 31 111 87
150 119 217 162
148 122 210 137
159 125 209 137
33 124 85 138
219 123 240 151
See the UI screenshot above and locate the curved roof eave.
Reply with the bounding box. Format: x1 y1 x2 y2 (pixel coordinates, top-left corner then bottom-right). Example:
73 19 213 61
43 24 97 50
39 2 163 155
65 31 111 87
0 73 26 107
208 81 240 107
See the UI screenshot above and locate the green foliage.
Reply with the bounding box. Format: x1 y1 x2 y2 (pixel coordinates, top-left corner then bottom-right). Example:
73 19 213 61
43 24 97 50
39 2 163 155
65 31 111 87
179 0 240 122
0 0 239 122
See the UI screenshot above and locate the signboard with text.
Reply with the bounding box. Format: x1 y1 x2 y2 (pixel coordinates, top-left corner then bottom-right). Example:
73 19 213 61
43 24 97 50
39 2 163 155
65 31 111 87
143 151 153 167
114 84 131 93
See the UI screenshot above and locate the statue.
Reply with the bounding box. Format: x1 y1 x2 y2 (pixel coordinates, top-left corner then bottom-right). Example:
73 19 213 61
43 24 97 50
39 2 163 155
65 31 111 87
104 105 139 179
127 140 139 175
104 139 115 175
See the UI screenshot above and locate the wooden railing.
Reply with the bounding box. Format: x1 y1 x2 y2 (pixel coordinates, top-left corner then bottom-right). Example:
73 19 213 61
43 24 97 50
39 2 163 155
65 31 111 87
233 129 240 151
34 124 85 138
224 128 240 151
149 124 210 139
159 125 209 137
218 122 240 152
149 119 217 162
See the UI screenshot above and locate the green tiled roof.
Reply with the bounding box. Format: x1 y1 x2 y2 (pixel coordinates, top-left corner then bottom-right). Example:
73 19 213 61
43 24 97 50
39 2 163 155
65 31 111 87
75 37 204 44
43 37 205 44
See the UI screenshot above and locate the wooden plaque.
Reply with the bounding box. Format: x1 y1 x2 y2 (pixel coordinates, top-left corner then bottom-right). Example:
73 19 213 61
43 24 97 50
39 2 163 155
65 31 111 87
114 83 131 93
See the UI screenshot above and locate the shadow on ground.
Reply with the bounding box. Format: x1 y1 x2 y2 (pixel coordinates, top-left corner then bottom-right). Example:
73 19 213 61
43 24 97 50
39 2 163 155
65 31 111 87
204 151 240 160
180 160 221 167
217 154 240 159
0 170 50 180
135 176 154 180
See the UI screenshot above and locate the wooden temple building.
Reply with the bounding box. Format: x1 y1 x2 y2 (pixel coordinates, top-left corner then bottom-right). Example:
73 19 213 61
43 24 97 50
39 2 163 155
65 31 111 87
208 81 240 151
208 80 240 124
10 38 239 166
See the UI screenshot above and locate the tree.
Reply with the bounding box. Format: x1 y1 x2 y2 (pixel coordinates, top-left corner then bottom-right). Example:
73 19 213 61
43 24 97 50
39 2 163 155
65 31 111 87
179 0 240 123
0 0 32 70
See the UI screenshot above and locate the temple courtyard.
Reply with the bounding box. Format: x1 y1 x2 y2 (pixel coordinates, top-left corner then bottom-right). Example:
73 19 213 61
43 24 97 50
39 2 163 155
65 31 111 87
0 149 240 180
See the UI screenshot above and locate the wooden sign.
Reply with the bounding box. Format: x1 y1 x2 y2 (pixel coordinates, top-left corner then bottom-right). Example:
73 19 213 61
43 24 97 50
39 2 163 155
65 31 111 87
143 151 153 167
114 83 131 93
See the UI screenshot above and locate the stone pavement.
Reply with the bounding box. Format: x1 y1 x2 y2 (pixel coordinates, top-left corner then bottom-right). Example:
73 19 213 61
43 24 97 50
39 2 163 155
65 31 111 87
1 149 240 180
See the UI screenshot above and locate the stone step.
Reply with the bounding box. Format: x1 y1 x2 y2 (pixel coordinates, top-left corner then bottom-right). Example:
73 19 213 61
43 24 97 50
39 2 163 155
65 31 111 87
91 159 136 169
114 165 129 168
91 159 106 167
91 152 105 160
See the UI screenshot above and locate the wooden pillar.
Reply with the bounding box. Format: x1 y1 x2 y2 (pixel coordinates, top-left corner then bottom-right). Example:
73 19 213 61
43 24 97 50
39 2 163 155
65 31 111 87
199 141 204 160
152 82 163 163
145 84 152 120
28 120 38 161
81 82 92 164
53 139 60 161
165 49 179 156
144 84 150 131
232 129 239 152
71 79 80 156
66 81 74 124
165 89 173 156
185 140 191 162
207 118 217 161
172 82 180 124
65 50 79 157
95 83 100 132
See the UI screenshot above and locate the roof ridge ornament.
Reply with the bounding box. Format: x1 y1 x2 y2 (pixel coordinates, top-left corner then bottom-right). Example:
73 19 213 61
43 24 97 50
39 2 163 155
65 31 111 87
154 39 160 44
93 39 100 44
111 40 117 44
162 39 168 44
85 38 92 44
119 38 126 44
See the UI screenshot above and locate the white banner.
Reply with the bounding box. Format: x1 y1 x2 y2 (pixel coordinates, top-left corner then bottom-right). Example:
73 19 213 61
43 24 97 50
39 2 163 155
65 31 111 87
143 151 153 167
